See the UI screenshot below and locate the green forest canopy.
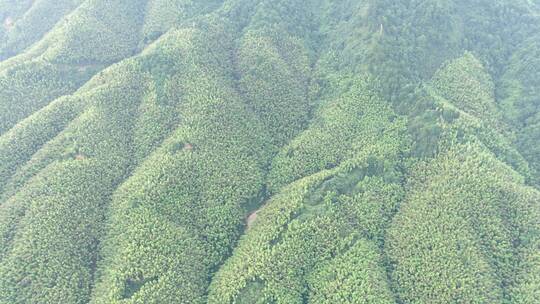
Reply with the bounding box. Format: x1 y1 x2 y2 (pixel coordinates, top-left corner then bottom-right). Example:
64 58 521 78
0 0 539 303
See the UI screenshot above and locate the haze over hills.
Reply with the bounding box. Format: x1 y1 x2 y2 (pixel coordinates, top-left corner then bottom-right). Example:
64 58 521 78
0 0 539 303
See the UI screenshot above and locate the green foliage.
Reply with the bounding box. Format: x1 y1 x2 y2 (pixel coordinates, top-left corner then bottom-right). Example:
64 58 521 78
246 0 319 38
0 0 33 56
0 1 539 303
307 239 396 304
386 143 539 303
458 0 539 77
315 0 372 73
0 60 147 202
512 248 540 304
141 0 223 44
408 53 531 179
208 66 408 303
431 52 505 132
0 0 84 60
0 94 86 198
207 169 345 304
0 161 122 304
0 67 141 303
41 0 146 64
334 177 404 246
267 75 407 193
500 34 540 184
208 144 407 303
0 59 95 135
90 25 271 303
367 0 463 104
237 29 311 148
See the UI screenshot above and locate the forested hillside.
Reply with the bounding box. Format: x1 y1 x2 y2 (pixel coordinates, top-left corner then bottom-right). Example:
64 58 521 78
0 0 538 303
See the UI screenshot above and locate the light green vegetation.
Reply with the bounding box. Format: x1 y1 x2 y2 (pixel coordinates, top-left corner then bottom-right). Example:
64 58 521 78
0 0 539 303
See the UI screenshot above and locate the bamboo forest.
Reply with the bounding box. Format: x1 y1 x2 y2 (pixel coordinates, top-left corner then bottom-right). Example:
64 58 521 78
0 0 539 303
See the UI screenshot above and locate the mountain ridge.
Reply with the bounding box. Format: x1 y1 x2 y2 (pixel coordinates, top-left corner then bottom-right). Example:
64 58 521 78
0 0 539 303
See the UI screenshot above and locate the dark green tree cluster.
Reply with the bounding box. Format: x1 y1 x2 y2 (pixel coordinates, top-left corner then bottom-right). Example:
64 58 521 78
366 0 463 105
457 0 539 77
500 34 540 185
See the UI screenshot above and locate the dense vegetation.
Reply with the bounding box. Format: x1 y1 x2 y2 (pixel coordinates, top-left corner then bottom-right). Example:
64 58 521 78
0 0 538 303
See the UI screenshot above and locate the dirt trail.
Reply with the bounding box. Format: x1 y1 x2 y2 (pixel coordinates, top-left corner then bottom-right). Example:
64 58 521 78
246 211 258 229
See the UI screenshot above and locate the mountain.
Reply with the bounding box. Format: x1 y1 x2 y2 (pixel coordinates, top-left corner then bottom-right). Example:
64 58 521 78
0 0 539 303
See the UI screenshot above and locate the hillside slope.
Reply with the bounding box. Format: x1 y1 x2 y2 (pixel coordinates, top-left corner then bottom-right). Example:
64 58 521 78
0 0 539 303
